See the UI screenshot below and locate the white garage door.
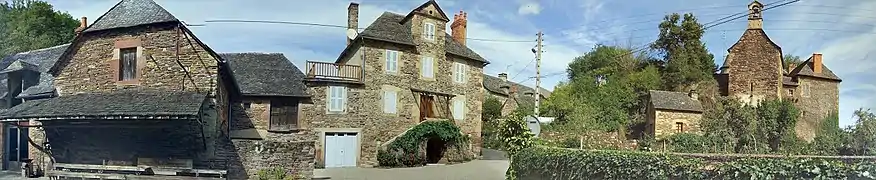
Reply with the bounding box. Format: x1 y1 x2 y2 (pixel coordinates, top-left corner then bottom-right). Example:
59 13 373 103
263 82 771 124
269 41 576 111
325 132 358 168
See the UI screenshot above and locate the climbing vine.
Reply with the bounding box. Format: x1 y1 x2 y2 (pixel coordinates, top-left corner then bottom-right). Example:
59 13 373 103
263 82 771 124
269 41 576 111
378 120 468 167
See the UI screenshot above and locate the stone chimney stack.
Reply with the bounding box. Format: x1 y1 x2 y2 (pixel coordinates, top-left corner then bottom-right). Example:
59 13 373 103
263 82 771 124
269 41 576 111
813 53 823 74
74 17 88 34
451 10 468 46
347 2 359 46
498 73 508 82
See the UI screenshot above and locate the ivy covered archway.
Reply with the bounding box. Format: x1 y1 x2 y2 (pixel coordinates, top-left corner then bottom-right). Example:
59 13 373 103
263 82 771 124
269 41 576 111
377 120 471 167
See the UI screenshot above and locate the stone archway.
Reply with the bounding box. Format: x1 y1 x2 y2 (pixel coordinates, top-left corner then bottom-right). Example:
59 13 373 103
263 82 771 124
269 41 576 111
425 137 446 164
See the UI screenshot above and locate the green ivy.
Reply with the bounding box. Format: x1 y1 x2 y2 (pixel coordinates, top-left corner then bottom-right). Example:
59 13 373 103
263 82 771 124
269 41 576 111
377 120 467 167
511 146 876 180
256 167 294 180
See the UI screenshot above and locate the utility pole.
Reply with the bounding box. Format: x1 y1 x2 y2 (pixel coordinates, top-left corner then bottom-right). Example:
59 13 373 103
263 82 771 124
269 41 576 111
534 31 543 116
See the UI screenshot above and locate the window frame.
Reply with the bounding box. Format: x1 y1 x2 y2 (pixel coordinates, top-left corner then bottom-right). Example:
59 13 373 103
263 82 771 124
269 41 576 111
424 22 436 41
421 56 434 79
453 62 467 83
385 50 399 73
119 47 138 81
675 122 684 133
383 90 398 114
269 100 299 132
328 86 347 112
452 97 465 120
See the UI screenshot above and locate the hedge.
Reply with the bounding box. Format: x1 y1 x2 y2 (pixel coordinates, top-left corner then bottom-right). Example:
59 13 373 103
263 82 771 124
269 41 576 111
512 146 876 180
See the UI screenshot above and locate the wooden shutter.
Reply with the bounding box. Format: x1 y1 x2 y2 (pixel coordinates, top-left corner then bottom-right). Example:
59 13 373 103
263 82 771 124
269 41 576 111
270 100 299 131
120 48 137 80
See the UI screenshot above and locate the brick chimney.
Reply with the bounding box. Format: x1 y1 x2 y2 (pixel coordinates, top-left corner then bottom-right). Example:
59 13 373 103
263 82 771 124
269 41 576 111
451 10 468 46
499 73 510 94
74 17 87 34
347 2 359 46
812 53 823 74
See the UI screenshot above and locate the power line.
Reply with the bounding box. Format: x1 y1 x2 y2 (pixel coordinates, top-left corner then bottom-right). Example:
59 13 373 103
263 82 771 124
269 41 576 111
202 19 534 43
705 0 800 29
511 57 536 81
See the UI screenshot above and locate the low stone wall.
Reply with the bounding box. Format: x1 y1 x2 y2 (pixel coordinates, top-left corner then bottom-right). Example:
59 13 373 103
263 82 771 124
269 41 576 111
231 140 315 180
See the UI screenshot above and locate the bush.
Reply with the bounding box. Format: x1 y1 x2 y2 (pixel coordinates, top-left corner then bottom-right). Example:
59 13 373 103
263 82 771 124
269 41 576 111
666 133 706 153
511 146 876 180
256 167 294 180
377 120 467 167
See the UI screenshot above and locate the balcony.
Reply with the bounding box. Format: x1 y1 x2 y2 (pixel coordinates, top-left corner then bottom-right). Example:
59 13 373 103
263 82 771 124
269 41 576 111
304 61 364 83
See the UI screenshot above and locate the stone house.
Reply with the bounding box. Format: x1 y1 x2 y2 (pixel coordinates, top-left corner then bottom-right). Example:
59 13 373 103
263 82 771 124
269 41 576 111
715 0 841 141
644 90 704 139
482 73 550 116
300 0 489 167
218 53 316 179
0 0 316 179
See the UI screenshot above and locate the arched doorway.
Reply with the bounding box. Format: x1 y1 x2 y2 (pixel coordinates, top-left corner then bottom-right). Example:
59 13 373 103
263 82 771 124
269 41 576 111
425 138 446 164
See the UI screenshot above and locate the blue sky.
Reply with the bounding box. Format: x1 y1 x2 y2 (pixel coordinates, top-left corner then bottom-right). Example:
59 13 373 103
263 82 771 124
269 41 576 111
47 0 875 127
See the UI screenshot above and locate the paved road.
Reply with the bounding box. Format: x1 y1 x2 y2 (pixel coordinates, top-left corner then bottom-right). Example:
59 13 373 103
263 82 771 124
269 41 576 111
316 160 510 180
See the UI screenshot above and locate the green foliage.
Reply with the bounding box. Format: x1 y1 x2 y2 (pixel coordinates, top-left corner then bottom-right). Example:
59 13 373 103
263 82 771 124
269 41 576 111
651 13 715 91
377 120 467 167
849 108 876 155
498 112 537 180
812 113 845 155
482 96 504 149
783 53 804 69
512 146 876 180
666 133 706 153
756 99 800 152
256 168 294 180
0 0 78 56
512 147 706 180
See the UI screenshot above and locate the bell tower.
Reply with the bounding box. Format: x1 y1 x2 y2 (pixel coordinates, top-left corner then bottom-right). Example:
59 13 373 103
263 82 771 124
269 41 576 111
748 0 764 29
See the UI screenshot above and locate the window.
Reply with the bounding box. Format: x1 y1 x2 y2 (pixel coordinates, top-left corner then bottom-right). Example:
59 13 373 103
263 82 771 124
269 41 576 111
423 22 436 40
328 86 347 112
453 62 466 83
421 56 434 78
120 48 137 81
270 100 298 131
788 89 795 97
243 103 252 110
675 122 684 133
385 50 398 73
802 82 811 97
452 98 465 120
383 90 397 114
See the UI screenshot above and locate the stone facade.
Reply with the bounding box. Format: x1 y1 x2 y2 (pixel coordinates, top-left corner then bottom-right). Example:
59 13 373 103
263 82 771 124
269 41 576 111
301 1 484 168
725 29 783 102
790 77 840 141
649 109 702 139
53 23 218 96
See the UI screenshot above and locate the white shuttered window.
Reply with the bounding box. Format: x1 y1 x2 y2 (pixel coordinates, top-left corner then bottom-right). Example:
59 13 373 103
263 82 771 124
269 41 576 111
421 56 434 78
453 98 465 120
385 50 398 73
424 22 436 40
454 62 466 83
383 91 397 114
329 86 347 112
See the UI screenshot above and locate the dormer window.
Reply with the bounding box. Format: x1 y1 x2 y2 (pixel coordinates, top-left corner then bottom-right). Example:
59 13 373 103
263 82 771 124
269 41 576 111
423 22 436 41
120 48 137 81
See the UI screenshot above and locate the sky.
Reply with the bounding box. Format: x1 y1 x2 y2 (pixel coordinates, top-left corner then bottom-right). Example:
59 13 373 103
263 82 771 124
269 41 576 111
45 0 875 127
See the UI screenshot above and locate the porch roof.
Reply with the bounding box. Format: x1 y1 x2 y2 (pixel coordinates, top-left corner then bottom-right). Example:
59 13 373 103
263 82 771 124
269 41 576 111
0 89 205 121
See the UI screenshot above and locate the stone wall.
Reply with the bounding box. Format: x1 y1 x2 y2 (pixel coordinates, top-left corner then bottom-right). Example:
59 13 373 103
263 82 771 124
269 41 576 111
726 29 783 100
53 23 218 96
793 77 840 141
229 132 316 180
301 12 485 166
653 109 702 139
230 98 270 131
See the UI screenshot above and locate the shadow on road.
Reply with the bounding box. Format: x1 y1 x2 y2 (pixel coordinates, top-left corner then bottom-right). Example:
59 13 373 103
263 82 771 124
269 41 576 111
481 148 508 160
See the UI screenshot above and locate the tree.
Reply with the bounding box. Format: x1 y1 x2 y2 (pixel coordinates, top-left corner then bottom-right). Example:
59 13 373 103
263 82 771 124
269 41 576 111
811 113 845 155
482 96 503 122
755 99 800 152
782 53 803 69
498 111 536 180
849 108 876 155
651 13 716 91
0 0 78 56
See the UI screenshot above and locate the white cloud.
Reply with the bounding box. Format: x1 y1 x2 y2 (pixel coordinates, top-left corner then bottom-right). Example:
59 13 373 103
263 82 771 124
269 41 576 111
518 1 542 15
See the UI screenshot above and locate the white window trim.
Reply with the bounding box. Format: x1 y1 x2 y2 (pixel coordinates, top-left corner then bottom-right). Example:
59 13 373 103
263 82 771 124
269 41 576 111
452 97 465 120
383 90 398 114
424 22 436 41
453 62 466 84
328 86 347 112
385 50 399 73
421 56 434 79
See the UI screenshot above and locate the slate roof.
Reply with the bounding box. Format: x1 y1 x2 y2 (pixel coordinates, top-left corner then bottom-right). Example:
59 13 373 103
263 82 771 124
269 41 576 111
358 12 488 64
0 44 69 99
788 58 842 81
221 53 309 97
0 89 205 120
84 0 178 32
483 74 548 106
648 90 704 113
782 76 798 86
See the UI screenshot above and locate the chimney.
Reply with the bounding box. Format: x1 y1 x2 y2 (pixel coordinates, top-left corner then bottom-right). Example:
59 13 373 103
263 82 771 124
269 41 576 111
498 73 510 94
451 10 468 46
347 2 359 46
788 63 797 73
498 73 508 82
812 53 823 74
74 16 87 34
